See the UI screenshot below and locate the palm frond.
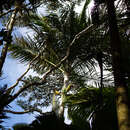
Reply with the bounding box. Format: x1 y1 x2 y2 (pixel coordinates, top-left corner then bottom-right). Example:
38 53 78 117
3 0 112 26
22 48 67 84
79 0 91 26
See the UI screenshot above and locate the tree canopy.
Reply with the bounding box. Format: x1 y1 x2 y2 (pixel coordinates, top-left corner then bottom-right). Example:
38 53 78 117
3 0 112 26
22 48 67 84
0 0 130 129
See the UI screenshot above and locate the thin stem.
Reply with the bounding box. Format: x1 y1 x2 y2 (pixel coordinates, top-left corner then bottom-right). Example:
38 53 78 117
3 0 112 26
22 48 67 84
44 58 64 72
6 54 40 93
0 8 15 18
4 108 43 114
6 66 30 93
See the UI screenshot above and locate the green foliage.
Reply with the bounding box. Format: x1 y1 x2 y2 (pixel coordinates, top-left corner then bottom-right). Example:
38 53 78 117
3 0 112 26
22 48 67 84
66 87 118 130
0 0 62 13
9 13 66 74
9 0 114 114
10 0 108 77
17 74 63 111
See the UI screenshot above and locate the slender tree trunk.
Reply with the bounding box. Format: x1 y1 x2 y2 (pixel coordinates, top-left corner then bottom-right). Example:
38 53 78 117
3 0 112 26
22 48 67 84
58 71 70 118
106 0 130 130
97 51 103 104
0 8 18 75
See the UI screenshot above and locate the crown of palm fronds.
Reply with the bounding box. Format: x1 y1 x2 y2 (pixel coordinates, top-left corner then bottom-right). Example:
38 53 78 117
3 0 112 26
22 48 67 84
10 0 112 84
9 14 63 74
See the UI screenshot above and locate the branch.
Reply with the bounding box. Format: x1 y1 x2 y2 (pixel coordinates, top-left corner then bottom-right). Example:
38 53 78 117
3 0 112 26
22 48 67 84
0 8 15 18
4 110 31 114
4 108 43 114
6 66 30 93
8 24 95 104
41 24 95 81
9 82 45 103
44 58 64 72
20 79 29 84
6 54 40 93
57 24 95 66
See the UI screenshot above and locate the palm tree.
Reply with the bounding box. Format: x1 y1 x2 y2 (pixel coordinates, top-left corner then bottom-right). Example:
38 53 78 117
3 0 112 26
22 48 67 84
6 2 120 129
2 1 129 130
8 0 114 119
9 0 100 117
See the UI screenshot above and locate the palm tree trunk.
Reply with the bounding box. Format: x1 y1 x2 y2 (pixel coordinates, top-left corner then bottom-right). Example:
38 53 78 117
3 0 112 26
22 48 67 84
106 0 130 129
0 8 18 75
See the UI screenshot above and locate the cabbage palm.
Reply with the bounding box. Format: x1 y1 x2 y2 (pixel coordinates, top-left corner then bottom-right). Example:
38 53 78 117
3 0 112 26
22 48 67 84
9 0 99 116
9 0 112 119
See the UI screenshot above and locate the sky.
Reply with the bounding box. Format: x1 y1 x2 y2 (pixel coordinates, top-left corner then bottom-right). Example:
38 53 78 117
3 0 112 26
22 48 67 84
0 1 94 129
1 42 52 129
1 54 71 129
0 12 39 130
1 54 35 129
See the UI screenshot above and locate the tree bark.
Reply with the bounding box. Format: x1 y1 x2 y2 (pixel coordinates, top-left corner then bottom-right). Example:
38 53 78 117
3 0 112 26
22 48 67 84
0 8 18 75
58 71 70 118
106 0 130 130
